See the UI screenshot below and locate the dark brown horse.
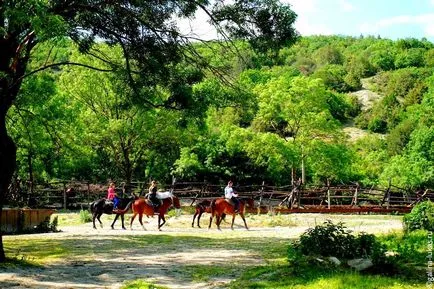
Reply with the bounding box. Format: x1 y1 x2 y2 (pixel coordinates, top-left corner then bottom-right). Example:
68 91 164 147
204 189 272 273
192 199 226 228
90 196 134 229
130 194 181 230
208 198 254 230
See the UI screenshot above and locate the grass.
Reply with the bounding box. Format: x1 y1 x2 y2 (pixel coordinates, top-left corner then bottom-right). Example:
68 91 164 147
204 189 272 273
121 280 168 289
2 212 419 289
229 265 425 289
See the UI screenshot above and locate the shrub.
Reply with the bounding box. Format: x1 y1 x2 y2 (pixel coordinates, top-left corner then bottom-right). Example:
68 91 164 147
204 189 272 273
79 209 92 223
293 220 384 260
403 200 434 232
34 216 59 233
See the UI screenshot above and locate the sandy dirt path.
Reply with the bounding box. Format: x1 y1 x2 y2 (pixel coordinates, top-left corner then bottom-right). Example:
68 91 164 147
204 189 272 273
0 214 403 289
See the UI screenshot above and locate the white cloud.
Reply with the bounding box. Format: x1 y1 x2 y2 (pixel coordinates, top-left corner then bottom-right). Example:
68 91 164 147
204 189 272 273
295 19 334 36
340 0 356 12
284 0 334 36
359 13 434 37
283 0 317 14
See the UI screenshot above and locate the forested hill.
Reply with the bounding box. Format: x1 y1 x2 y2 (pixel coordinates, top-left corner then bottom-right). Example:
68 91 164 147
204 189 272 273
8 35 434 191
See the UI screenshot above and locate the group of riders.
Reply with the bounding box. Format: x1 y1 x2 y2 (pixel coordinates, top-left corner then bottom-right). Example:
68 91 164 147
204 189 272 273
106 180 240 213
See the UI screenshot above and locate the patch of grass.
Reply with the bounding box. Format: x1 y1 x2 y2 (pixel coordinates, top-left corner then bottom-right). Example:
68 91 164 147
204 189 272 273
0 256 41 269
378 229 428 266
179 265 236 282
121 279 168 289
229 265 425 289
79 209 92 223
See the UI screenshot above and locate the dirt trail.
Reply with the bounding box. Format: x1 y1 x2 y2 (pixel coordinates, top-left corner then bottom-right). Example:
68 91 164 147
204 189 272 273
343 77 385 141
1 214 403 289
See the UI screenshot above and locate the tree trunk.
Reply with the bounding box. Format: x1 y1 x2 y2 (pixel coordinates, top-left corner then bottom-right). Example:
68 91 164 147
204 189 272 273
0 108 17 261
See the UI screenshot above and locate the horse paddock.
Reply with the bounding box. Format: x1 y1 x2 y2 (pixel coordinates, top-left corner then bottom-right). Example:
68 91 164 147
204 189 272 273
1 213 405 289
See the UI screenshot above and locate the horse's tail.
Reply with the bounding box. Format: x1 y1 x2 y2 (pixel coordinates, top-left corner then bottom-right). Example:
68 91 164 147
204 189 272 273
89 201 95 213
210 199 217 215
115 200 134 214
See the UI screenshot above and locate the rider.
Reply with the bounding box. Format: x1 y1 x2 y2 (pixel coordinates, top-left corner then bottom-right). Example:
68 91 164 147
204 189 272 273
224 180 240 213
107 182 120 212
147 180 161 210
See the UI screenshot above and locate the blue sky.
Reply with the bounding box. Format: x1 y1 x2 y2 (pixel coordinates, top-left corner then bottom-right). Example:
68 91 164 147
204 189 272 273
287 0 434 41
178 0 434 42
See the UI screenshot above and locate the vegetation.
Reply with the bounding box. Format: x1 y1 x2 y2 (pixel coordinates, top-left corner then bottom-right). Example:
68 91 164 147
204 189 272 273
403 201 434 232
4 35 434 190
2 0 434 264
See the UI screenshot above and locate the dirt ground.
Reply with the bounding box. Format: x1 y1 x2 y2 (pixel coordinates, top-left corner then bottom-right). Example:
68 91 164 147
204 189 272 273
0 214 403 289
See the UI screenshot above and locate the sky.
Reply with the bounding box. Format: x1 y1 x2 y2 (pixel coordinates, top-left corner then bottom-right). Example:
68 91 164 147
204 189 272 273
287 0 434 41
178 0 434 42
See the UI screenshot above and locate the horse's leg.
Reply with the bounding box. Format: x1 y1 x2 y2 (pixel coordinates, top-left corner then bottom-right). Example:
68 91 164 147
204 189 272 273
121 214 126 230
231 214 236 230
240 213 249 230
197 211 203 228
97 213 103 228
138 214 146 230
158 215 166 230
92 213 97 229
192 211 198 227
111 214 119 229
130 213 137 230
216 215 222 230
208 213 213 229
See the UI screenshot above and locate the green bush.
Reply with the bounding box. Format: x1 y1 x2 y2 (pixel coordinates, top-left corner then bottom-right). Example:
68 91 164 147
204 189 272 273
79 209 92 223
403 200 434 232
293 221 384 260
34 216 59 233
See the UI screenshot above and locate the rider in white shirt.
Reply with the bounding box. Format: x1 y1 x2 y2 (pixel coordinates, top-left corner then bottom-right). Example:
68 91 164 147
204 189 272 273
224 180 240 213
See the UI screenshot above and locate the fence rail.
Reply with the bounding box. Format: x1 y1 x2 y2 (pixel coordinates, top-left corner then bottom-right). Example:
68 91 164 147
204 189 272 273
6 180 434 213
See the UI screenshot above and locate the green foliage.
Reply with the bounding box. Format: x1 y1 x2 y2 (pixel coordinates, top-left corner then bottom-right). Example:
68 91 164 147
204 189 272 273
292 221 384 259
403 201 434 232
79 210 92 223
121 280 168 289
34 216 58 233
312 64 351 92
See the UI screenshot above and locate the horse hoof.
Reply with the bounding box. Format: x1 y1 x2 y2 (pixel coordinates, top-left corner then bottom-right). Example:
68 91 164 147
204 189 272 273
122 227 126 230
111 226 114 230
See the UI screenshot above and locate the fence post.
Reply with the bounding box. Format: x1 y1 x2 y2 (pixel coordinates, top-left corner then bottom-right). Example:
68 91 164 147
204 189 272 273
352 185 359 207
63 181 67 210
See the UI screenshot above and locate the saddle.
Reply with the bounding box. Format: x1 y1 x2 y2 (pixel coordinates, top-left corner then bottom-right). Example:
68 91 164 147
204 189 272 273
224 198 235 206
105 199 114 206
156 191 173 200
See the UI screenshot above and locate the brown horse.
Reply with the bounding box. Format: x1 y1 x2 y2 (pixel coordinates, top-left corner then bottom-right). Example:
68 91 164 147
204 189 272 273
192 199 226 228
130 194 181 230
208 198 254 230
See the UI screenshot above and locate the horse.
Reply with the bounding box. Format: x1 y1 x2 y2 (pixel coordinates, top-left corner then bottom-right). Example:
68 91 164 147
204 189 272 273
192 199 226 228
130 192 181 230
90 196 134 230
208 198 254 230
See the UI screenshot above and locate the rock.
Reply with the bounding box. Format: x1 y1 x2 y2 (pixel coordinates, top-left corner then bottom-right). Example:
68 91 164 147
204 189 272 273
327 257 341 266
347 258 373 271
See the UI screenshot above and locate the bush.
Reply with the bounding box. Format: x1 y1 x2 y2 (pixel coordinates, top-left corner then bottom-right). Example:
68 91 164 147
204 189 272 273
403 201 434 232
34 216 59 233
293 220 384 260
79 209 92 223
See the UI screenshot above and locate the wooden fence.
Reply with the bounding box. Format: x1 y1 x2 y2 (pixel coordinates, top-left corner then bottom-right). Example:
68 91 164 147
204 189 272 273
1 209 55 233
9 180 433 214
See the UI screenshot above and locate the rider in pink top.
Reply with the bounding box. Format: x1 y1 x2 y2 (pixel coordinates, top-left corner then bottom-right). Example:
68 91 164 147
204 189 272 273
107 183 119 210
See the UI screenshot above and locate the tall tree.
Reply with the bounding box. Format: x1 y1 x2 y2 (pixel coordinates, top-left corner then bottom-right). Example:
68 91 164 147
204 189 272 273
0 0 298 261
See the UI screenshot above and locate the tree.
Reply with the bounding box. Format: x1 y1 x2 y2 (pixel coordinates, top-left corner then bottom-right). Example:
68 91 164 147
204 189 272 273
0 0 299 261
